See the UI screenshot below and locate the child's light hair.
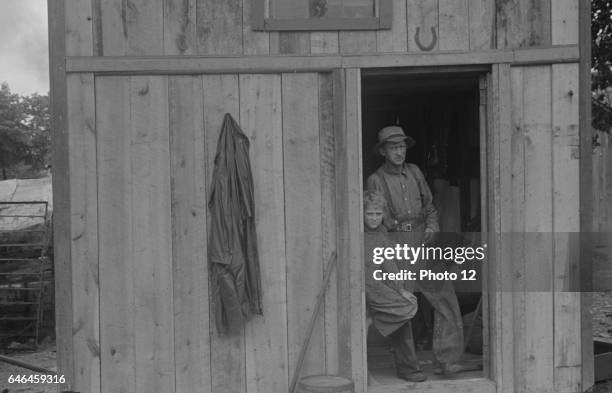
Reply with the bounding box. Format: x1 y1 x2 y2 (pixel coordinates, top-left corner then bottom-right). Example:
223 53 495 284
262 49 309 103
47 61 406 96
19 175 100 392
363 190 387 210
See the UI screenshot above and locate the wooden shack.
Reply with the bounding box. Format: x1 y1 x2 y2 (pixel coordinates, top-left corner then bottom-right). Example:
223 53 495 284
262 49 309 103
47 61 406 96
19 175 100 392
48 0 593 392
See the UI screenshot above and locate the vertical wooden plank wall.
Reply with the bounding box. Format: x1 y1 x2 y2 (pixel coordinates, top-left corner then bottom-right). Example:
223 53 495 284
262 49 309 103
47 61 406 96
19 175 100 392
268 1 310 54
97 77 136 393
65 0 94 57
197 0 243 54
239 74 288 393
97 76 338 393
579 0 595 389
522 65 554 393
243 0 270 54
83 0 595 59
509 66 527 393
489 63 515 393
169 76 210 393
85 0 501 56
407 0 439 52
340 31 376 54
67 73 99 393
552 63 581 393
311 32 339 54
343 68 367 393
469 0 494 50
64 1 97 392
67 0 594 59
91 0 167 56
127 0 164 54
438 0 469 51
95 0 128 55
480 73 491 379
504 3 582 384
551 0 579 46
202 74 245 393
164 0 197 55
499 64 516 393
510 65 559 393
51 1 70 389
130 76 174 393
282 73 326 378
98 77 176 393
334 69 351 382
92 72 336 393
551 4 581 392
58 2 583 393
496 0 552 48
320 73 339 374
376 0 407 52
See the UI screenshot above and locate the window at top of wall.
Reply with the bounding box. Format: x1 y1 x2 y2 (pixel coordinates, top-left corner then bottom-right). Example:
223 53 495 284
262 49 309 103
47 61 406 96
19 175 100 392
252 0 392 31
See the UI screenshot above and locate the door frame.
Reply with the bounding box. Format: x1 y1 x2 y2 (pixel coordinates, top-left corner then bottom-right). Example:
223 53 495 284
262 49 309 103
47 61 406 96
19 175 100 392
335 66 506 393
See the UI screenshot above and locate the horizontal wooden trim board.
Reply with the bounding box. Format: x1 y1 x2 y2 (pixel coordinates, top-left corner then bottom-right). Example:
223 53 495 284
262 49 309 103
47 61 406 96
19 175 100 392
343 46 579 68
263 17 384 31
368 378 496 393
66 46 579 74
67 55 342 74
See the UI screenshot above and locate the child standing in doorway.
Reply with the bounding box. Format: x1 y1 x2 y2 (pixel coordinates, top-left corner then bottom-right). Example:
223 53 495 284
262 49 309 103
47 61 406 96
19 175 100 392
363 190 425 382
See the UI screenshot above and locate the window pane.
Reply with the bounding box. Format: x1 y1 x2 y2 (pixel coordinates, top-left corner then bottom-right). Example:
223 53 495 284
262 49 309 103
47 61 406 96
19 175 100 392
271 0 375 19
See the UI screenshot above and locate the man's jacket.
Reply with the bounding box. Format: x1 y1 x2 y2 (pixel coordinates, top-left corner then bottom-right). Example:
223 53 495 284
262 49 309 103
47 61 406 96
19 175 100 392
208 113 262 334
367 162 439 232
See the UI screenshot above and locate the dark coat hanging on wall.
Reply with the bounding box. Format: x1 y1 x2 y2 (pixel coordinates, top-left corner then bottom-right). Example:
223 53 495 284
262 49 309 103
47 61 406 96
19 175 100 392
208 113 263 334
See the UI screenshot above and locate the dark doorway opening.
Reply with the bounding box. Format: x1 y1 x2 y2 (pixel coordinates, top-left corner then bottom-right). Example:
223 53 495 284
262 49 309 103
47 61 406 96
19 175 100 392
361 68 486 386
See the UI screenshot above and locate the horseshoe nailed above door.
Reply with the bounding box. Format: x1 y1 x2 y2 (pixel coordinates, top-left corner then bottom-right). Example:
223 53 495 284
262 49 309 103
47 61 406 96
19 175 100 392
414 26 437 51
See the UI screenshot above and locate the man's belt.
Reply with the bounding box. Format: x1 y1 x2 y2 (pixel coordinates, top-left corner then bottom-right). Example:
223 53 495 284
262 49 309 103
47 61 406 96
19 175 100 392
396 222 413 232
393 218 425 232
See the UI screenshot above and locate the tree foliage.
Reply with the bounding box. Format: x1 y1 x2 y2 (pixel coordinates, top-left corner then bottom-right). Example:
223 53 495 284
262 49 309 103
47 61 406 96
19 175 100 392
0 83 50 179
592 0 612 90
592 0 612 131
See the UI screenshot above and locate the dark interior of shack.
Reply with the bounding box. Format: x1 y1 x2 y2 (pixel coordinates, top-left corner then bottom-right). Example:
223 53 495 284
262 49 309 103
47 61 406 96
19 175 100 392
361 70 485 381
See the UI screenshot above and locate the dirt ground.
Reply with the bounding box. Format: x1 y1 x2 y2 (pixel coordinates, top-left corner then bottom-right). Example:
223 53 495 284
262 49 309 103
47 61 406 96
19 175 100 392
0 342 57 393
593 292 612 339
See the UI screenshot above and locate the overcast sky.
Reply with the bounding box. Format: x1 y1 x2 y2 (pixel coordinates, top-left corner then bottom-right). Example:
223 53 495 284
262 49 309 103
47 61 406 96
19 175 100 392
0 1 49 96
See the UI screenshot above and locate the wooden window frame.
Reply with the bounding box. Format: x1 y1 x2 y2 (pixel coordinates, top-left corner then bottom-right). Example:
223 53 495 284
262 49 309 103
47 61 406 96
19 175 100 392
251 0 392 31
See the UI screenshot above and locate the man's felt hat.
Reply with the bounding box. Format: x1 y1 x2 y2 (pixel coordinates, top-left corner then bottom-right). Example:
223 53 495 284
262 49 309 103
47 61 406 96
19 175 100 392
374 125 416 153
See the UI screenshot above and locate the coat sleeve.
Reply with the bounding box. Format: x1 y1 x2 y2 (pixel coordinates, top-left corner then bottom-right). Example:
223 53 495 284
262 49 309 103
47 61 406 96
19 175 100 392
408 164 439 233
366 172 383 193
208 154 233 265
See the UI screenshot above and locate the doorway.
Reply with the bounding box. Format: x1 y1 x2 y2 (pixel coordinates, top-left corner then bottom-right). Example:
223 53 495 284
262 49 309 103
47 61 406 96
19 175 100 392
361 67 487 387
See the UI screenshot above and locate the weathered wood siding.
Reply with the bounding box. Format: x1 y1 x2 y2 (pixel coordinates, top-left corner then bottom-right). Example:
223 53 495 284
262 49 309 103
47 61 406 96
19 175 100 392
493 5 581 391
502 63 581 393
66 72 341 393
63 0 584 57
57 1 586 393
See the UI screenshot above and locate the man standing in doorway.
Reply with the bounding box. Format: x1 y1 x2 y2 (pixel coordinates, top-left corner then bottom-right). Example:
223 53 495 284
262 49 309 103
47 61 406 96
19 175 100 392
367 125 464 381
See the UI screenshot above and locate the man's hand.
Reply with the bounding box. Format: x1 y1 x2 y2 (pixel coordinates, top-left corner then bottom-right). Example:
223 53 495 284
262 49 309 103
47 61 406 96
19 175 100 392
423 228 436 245
400 289 417 304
